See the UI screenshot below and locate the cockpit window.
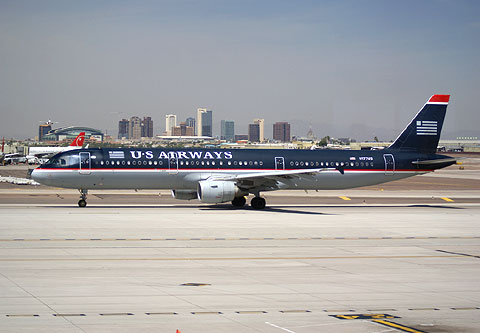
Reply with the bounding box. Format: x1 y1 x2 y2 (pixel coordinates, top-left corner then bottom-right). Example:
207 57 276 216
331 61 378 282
46 154 80 168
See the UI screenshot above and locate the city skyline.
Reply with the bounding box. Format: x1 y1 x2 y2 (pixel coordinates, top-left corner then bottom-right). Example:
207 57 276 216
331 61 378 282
1 1 479 141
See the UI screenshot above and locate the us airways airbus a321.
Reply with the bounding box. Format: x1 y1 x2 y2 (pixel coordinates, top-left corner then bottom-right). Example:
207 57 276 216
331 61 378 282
32 95 456 209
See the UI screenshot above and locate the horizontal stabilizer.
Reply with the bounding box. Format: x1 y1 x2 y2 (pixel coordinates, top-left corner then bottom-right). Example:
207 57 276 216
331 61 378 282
411 158 456 165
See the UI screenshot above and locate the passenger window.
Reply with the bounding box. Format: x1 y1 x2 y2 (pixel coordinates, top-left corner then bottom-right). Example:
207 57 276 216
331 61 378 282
149 161 152 165
106 161 110 165
361 162 364 167
259 161 263 166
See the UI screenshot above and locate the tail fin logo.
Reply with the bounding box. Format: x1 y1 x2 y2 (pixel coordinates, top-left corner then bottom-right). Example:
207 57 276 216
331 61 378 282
416 120 437 136
70 132 86 147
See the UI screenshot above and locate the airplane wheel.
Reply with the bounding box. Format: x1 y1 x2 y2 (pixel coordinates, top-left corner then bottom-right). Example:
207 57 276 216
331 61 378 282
78 199 87 207
251 197 266 210
232 196 246 207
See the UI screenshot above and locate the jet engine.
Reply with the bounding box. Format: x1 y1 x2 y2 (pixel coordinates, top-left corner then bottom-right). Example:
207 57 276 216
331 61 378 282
171 190 198 200
197 180 244 203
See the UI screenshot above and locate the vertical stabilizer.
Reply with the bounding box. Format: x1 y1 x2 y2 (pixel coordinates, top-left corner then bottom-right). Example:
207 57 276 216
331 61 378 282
388 95 449 154
70 132 85 147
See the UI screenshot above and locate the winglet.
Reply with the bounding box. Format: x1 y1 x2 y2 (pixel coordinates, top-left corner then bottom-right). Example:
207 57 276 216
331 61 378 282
69 132 85 147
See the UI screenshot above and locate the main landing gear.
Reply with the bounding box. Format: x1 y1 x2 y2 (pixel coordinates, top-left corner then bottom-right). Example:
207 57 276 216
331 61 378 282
78 189 88 207
250 196 266 210
231 196 247 207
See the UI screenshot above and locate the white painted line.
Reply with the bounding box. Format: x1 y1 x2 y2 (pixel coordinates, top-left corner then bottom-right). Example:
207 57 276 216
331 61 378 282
265 322 297 333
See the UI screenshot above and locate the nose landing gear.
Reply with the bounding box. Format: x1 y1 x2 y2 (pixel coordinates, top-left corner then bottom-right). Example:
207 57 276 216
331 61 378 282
78 189 88 207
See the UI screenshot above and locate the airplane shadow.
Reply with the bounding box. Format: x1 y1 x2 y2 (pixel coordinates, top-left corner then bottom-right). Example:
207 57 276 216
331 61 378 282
44 204 463 213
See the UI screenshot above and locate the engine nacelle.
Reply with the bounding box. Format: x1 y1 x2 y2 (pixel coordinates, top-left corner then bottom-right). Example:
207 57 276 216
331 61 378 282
171 189 198 200
197 180 239 203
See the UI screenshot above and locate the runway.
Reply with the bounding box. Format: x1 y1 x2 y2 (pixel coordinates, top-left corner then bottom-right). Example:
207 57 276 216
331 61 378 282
0 159 479 332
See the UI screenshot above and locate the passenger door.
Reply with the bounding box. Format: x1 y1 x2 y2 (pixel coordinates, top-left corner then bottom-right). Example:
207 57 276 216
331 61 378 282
383 154 395 175
79 152 91 175
275 157 285 170
168 152 179 174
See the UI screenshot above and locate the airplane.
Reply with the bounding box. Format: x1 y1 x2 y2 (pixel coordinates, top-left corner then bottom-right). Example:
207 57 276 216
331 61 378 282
26 132 85 164
32 95 456 209
2 153 27 165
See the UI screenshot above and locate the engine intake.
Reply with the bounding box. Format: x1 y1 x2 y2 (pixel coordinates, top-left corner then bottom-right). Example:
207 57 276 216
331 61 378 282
197 180 240 203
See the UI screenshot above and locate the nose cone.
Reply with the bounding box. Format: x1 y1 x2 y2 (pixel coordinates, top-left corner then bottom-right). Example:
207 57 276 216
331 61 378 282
31 168 48 185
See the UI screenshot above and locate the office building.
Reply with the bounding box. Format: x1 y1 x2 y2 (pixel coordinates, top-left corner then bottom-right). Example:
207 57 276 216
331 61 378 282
253 118 265 142
248 123 260 142
118 119 129 139
273 122 291 142
234 134 248 141
38 123 52 141
129 116 142 140
220 120 235 141
141 117 154 138
186 117 196 135
172 122 195 136
197 108 213 137
165 114 177 136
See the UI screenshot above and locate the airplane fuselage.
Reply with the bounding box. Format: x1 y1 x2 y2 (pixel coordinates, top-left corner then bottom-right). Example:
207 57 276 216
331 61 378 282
32 147 454 190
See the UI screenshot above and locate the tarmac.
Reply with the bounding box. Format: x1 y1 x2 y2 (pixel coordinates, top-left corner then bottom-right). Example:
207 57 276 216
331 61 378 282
0 156 479 332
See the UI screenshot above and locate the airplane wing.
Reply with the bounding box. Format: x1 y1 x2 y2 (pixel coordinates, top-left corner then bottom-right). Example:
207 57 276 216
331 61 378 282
209 168 341 191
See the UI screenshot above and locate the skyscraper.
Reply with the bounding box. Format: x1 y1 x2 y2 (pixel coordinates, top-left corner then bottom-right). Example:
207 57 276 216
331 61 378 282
129 116 142 140
273 122 291 142
221 120 235 141
248 123 260 142
196 108 212 137
253 118 265 142
186 117 196 135
38 123 52 141
165 115 177 136
141 117 154 138
118 119 129 139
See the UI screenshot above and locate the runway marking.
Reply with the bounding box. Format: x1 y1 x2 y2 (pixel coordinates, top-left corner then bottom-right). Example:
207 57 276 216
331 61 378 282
52 313 85 317
372 319 427 333
99 313 133 316
331 314 399 320
0 255 465 262
0 236 479 242
440 197 454 202
265 322 296 333
436 249 480 259
339 196 351 201
5 307 478 319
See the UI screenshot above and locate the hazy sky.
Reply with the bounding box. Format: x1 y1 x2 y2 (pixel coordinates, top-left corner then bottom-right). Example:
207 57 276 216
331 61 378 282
1 0 479 140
